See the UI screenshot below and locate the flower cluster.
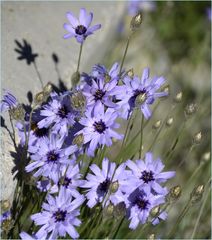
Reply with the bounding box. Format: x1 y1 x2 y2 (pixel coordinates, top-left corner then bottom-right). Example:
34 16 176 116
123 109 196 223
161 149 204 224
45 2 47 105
0 7 176 240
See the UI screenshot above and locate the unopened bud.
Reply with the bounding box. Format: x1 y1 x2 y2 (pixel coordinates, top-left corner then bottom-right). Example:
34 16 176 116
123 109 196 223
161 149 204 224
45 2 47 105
192 131 202 144
167 185 182 202
104 203 114 216
104 74 111 83
130 12 142 31
185 103 197 116
72 134 84 146
150 206 160 218
71 71 80 87
190 185 204 204
126 68 134 78
152 120 161 129
110 181 119 193
166 117 173 127
70 91 86 111
1 200 10 211
135 93 147 107
34 91 45 106
147 234 156 240
9 104 25 121
43 82 52 95
174 92 183 103
202 152 210 162
114 202 126 216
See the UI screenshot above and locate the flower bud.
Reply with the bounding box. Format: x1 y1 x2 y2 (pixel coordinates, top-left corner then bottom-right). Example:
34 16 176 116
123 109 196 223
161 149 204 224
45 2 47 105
104 203 114 217
167 185 182 203
71 71 80 87
166 117 173 127
174 91 183 103
185 103 197 116
202 152 210 162
150 206 160 218
43 82 52 95
34 91 45 106
1 200 10 211
126 68 134 78
147 234 156 240
190 185 204 204
9 104 25 121
104 74 111 83
152 120 161 129
130 12 142 31
72 134 84 147
70 91 86 111
192 131 202 144
114 202 126 217
135 93 147 107
110 181 119 193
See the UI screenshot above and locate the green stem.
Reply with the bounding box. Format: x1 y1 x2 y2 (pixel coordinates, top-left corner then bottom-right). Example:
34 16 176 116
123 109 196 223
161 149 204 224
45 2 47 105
76 43 83 73
112 216 125 239
139 115 144 158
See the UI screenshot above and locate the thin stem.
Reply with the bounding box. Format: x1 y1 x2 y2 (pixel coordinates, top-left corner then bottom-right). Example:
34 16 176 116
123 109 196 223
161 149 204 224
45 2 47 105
119 34 132 75
139 115 144 159
33 61 44 89
76 43 83 73
177 145 194 169
112 216 125 239
9 112 16 145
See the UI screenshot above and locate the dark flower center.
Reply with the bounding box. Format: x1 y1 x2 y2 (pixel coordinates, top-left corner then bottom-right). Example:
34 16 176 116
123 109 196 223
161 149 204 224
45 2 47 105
62 177 72 187
140 170 155 183
53 210 67 222
75 25 87 35
58 105 69 119
93 120 107 133
134 197 149 210
97 178 111 196
47 150 59 163
94 89 105 100
31 122 48 138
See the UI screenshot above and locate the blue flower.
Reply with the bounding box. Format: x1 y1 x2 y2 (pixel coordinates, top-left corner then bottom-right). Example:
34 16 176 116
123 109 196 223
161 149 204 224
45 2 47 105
63 8 101 43
0 210 11 223
31 187 84 239
25 134 77 183
115 68 168 119
0 90 18 113
83 158 128 208
126 152 175 195
76 102 123 156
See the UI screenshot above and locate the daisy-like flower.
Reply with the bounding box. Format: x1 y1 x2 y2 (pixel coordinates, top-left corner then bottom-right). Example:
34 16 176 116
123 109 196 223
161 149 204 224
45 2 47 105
63 8 101 43
126 152 175 195
25 134 77 183
76 102 123 156
31 187 84 239
126 186 165 229
38 92 77 137
83 158 127 208
115 67 168 119
0 90 18 113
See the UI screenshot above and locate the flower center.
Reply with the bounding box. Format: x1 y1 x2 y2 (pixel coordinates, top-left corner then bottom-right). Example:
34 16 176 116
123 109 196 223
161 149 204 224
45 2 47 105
75 25 87 35
93 120 107 133
53 210 67 222
31 122 48 138
97 178 111 196
94 89 105 100
62 177 72 187
140 170 155 183
47 150 59 163
134 89 147 106
58 105 69 119
134 197 149 210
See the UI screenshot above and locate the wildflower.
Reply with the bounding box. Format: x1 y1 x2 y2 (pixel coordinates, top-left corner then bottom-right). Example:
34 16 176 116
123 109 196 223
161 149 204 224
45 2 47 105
76 102 123 156
83 158 127 208
0 210 11 223
0 90 18 113
126 187 165 229
31 187 84 239
63 8 101 43
38 92 77 137
115 68 168 119
25 134 77 183
126 152 175 194
20 232 45 240
130 12 142 31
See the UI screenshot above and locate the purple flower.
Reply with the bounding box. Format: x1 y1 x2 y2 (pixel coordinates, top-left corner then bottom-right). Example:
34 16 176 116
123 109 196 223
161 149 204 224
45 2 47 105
0 210 11 223
63 8 101 43
128 0 156 16
126 186 165 229
126 152 175 195
38 92 77 137
115 68 168 119
20 232 45 240
83 158 127 208
151 211 167 225
76 102 123 156
25 134 77 183
0 90 18 113
31 187 84 239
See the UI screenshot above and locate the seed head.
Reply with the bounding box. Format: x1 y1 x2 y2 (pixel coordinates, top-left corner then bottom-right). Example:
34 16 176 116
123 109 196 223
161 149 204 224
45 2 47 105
72 134 84 147
34 91 45 106
126 68 134 78
185 103 197 116
70 91 86 111
166 117 173 127
130 12 142 31
71 71 80 87
150 206 160 218
110 181 119 193
192 131 202 144
174 91 183 103
167 185 182 203
147 234 156 240
152 120 161 129
190 185 204 204
9 104 25 121
43 82 52 95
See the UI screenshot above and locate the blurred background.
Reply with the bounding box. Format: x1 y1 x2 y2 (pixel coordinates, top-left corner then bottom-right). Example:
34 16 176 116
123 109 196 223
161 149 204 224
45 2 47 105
1 1 211 239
